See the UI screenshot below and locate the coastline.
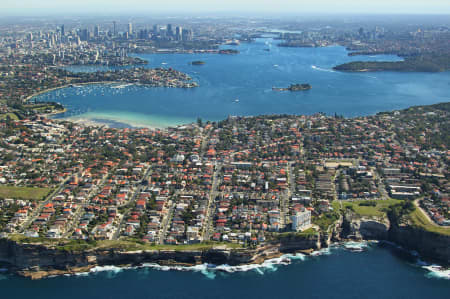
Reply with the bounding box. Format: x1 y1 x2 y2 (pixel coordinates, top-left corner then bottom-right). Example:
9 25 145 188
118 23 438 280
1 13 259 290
27 81 197 129
4 239 448 280
2 211 450 280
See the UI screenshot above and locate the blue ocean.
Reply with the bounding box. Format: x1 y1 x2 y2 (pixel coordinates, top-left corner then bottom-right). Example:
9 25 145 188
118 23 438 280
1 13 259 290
0 243 448 299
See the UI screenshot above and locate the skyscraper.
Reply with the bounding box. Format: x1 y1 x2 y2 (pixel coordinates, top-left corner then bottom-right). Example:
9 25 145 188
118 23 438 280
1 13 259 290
79 29 89 41
167 24 173 36
61 25 65 36
113 21 117 37
175 26 182 41
182 29 193 41
128 23 133 35
94 25 100 37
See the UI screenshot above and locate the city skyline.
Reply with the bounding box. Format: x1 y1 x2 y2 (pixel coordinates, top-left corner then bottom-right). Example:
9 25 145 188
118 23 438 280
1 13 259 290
1 0 449 15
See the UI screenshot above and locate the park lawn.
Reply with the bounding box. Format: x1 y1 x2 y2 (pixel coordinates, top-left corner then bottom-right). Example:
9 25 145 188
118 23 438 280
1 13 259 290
332 198 402 217
276 228 319 239
0 112 19 120
9 235 243 251
0 186 52 200
313 211 340 231
409 208 450 236
94 239 243 252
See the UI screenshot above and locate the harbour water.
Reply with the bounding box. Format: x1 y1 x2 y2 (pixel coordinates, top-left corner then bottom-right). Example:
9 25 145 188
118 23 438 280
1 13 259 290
0 242 448 298
31 37 450 128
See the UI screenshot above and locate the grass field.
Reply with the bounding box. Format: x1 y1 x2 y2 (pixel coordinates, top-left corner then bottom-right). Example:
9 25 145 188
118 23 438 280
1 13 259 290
312 212 340 231
96 239 243 251
0 186 52 200
8 235 243 252
332 198 402 217
409 207 450 236
0 113 19 120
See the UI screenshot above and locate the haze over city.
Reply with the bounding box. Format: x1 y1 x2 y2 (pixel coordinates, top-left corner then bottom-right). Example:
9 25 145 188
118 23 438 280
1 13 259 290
1 0 450 15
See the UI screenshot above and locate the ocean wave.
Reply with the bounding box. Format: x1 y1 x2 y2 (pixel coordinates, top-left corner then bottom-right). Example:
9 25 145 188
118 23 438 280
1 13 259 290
423 265 450 280
310 247 332 256
311 65 336 73
343 241 370 252
139 254 302 279
39 241 447 281
90 265 125 273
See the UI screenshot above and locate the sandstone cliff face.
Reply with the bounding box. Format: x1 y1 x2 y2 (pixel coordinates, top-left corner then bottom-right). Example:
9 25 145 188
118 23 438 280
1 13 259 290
339 211 390 241
338 211 450 266
276 234 321 252
0 238 284 278
389 224 450 266
1 214 449 279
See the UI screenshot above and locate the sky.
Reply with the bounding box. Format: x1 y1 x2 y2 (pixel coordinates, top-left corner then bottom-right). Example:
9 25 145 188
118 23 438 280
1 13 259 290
0 0 449 15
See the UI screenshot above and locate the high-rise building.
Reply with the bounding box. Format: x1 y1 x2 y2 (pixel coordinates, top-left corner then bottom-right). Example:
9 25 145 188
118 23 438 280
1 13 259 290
182 29 193 41
128 23 133 35
113 21 117 37
61 25 65 36
94 25 100 37
138 29 149 40
153 24 160 34
291 210 311 232
79 28 89 41
167 24 173 36
175 26 182 41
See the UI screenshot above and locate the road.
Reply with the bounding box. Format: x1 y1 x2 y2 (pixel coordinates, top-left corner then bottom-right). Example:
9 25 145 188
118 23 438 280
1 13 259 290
280 162 295 228
202 164 221 241
62 167 117 238
19 176 71 233
413 198 449 229
112 166 152 240
158 201 174 244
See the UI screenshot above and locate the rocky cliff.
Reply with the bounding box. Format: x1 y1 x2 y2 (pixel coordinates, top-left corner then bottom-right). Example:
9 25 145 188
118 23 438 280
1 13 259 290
389 224 450 265
0 233 323 279
337 210 450 266
1 214 448 279
339 211 390 241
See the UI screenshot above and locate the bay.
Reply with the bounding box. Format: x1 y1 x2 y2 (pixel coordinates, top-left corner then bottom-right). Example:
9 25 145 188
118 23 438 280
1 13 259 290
31 37 450 128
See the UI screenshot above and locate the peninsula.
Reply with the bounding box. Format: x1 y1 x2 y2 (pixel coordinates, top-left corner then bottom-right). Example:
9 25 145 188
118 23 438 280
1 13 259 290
0 102 448 279
333 54 450 73
0 65 198 119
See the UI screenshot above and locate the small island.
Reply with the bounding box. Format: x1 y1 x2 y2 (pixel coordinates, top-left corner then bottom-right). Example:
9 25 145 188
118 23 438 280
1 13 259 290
190 61 206 65
273 83 312 91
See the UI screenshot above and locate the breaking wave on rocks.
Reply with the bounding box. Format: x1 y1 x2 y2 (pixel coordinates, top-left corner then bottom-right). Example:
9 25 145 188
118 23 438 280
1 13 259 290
422 265 450 280
381 241 450 281
61 241 447 281
69 242 366 280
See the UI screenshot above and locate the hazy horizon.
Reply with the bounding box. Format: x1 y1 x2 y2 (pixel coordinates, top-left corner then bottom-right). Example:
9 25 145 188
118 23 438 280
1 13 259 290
1 0 449 16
